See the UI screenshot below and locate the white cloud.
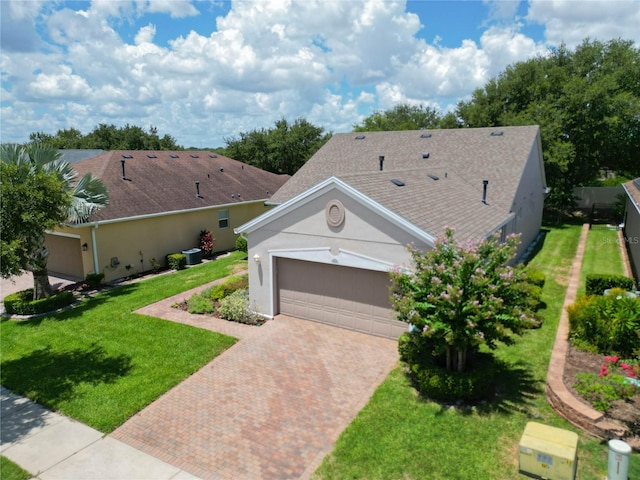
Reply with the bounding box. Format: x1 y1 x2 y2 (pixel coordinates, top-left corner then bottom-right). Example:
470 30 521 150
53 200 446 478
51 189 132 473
1 0 637 147
135 24 156 44
29 65 92 100
146 0 199 18
527 0 640 47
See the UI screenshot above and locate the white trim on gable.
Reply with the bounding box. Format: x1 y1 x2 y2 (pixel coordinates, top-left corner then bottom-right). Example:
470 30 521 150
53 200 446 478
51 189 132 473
235 176 436 247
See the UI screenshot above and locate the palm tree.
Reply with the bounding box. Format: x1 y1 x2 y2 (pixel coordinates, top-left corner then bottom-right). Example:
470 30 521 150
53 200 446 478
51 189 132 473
0 144 108 299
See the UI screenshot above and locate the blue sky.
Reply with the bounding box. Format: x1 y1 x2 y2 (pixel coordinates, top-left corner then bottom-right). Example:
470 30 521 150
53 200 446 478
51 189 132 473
1 0 639 148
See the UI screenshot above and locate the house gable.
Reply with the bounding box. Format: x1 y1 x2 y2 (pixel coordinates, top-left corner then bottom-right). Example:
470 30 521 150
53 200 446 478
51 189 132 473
237 176 435 249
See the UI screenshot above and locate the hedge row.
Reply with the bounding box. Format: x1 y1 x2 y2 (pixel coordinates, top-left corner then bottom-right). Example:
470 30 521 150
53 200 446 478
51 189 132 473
585 274 635 296
4 289 76 315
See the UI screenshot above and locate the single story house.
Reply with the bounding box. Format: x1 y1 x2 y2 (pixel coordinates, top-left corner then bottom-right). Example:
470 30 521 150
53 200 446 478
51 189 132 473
235 126 548 339
47 150 289 282
622 178 640 285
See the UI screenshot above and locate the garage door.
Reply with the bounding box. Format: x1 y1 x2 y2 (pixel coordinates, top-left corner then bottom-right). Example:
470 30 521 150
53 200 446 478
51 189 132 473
44 234 84 280
277 258 407 339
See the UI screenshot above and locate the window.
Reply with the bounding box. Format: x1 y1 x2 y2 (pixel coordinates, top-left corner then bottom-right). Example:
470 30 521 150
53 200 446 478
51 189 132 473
218 209 229 229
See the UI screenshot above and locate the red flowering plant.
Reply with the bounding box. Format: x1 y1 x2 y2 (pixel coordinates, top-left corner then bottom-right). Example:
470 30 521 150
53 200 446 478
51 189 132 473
576 354 639 411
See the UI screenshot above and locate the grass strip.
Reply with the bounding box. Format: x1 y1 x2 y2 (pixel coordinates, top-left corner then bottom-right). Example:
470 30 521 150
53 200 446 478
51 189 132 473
0 456 32 480
578 225 625 295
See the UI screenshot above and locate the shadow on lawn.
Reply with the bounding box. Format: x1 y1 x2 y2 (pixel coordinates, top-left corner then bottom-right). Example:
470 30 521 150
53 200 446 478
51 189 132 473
424 356 542 417
1 345 132 409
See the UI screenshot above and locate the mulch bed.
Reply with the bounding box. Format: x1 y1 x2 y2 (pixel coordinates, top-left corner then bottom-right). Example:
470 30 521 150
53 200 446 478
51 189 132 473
563 343 639 448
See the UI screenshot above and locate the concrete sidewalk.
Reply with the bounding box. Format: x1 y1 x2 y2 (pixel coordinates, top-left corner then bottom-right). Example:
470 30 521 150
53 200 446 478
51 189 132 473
0 387 200 480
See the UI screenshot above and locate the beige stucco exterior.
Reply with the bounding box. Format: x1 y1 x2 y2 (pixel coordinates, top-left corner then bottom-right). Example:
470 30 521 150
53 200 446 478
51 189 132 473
52 201 268 282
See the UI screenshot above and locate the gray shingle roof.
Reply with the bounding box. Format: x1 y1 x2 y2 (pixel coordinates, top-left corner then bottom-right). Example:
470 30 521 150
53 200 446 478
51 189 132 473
270 126 542 240
58 149 106 164
71 151 290 223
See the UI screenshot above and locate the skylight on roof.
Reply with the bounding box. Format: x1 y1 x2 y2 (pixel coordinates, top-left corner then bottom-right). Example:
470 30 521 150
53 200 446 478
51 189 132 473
391 179 405 187
491 131 504 136
420 133 432 138
209 154 217 158
355 135 366 140
147 154 157 158
190 154 199 158
122 154 132 159
422 152 430 159
170 154 179 158
427 174 439 181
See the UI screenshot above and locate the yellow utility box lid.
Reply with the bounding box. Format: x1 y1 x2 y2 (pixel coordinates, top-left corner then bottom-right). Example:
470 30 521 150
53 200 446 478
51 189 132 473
519 422 578 480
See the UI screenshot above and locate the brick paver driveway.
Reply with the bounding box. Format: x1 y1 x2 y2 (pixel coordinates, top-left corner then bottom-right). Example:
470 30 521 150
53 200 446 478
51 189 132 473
112 315 398 480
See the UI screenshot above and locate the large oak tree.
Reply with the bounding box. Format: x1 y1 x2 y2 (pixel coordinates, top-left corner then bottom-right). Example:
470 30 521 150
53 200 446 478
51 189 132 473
456 39 640 211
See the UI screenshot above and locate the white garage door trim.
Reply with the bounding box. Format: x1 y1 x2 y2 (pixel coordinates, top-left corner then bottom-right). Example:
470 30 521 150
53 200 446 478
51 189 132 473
267 248 395 318
270 247 394 271
275 257 408 339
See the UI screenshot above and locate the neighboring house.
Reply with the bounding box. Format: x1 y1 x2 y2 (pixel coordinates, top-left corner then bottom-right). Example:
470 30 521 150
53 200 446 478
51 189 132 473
622 178 640 285
47 150 289 282
235 126 548 339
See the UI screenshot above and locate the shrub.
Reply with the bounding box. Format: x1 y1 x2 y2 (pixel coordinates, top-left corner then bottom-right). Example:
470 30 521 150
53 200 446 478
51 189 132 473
209 275 248 302
567 291 640 356
217 289 263 325
199 230 215 258
188 294 215 314
4 289 76 315
574 357 638 412
235 235 248 253
574 373 636 411
525 268 546 288
410 352 496 403
85 272 104 289
167 253 187 270
585 274 635 296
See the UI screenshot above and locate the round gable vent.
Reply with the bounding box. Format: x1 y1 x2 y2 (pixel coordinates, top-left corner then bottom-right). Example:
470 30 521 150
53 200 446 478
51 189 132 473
326 200 345 228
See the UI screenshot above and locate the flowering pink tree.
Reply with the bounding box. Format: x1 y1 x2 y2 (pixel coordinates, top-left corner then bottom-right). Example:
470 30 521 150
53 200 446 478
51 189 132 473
391 228 537 373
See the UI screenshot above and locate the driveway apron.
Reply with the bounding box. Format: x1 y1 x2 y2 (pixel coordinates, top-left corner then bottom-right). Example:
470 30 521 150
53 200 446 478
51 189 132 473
111 315 398 480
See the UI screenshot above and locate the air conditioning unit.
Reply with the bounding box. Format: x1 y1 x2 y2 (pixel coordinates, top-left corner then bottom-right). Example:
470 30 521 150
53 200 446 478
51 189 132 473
518 422 578 480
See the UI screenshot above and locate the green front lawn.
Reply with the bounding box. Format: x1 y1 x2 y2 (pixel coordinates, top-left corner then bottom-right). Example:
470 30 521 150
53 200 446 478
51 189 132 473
313 224 639 480
1 252 246 432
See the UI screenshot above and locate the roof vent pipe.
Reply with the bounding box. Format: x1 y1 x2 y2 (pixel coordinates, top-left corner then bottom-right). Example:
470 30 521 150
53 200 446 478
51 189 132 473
195 181 201 198
482 180 489 204
120 159 126 180
379 155 384 171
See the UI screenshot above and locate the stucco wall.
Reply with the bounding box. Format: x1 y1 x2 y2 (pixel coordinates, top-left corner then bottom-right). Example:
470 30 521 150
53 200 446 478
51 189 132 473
624 197 640 286
61 201 268 282
509 138 546 260
247 188 431 318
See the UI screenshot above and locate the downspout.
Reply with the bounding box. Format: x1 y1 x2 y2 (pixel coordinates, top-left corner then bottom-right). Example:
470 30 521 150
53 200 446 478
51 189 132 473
91 225 100 274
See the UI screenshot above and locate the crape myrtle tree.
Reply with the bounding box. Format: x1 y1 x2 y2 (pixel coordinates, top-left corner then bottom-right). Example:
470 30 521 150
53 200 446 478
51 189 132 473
0 144 108 299
390 229 537 373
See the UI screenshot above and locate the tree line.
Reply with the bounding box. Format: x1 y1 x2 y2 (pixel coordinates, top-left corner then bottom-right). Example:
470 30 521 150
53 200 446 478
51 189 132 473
30 124 181 151
27 39 640 211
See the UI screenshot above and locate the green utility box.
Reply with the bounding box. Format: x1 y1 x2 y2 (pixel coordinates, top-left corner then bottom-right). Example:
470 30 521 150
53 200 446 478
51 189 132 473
518 422 578 480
